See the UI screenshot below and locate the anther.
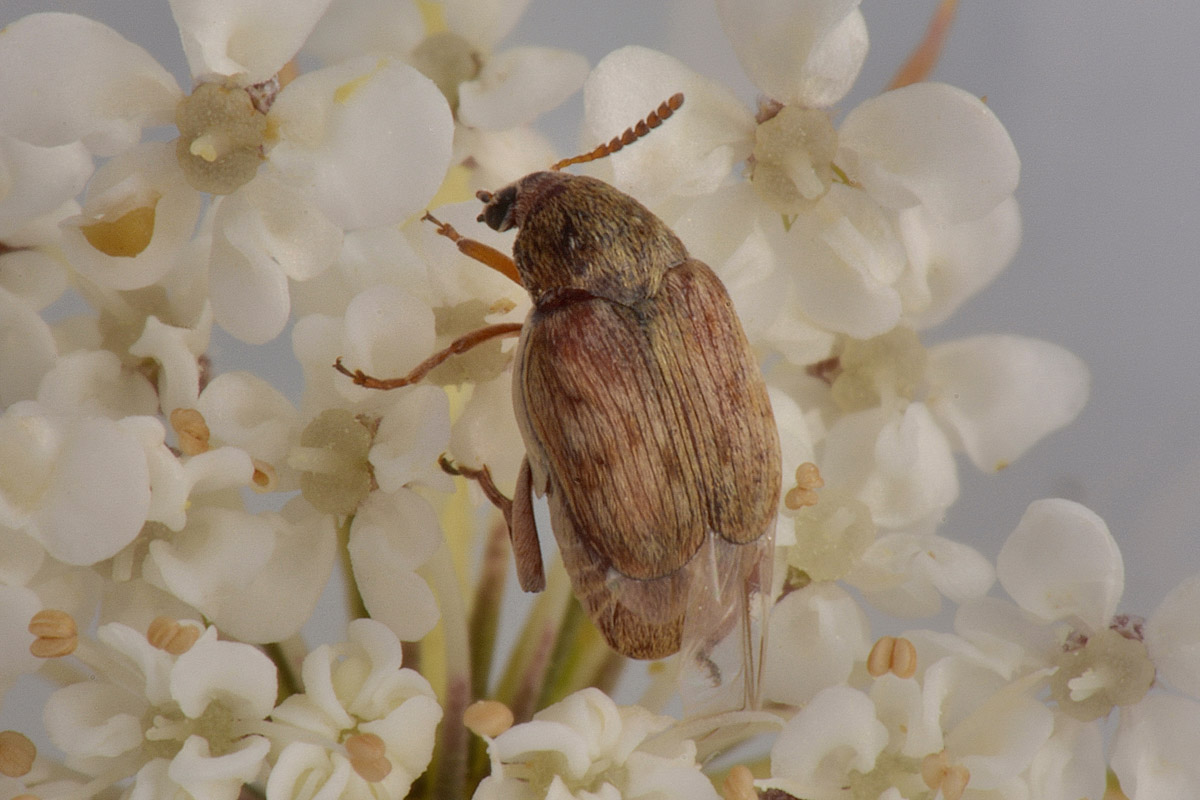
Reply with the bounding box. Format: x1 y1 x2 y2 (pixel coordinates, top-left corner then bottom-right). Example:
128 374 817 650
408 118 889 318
28 610 77 658
345 732 392 782
463 700 515 738
867 635 917 679
0 730 36 778
147 617 202 655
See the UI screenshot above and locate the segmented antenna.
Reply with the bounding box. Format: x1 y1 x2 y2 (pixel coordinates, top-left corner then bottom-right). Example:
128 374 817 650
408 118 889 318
550 93 684 171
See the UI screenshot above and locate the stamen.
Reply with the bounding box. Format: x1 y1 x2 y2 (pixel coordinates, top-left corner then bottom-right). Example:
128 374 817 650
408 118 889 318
463 700 514 738
0 730 36 778
722 764 756 800
345 732 392 782
170 408 211 455
147 617 202 655
28 609 78 658
866 635 917 679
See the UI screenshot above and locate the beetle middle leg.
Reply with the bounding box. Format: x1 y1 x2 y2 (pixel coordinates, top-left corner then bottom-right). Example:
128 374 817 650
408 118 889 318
333 322 522 389
440 455 545 593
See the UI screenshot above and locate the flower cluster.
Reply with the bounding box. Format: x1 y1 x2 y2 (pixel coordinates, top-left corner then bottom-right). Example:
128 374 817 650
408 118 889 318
1 1 1196 800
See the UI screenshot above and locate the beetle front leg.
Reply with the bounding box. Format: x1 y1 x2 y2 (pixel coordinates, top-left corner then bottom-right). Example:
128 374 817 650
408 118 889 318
440 455 545 593
423 211 521 286
333 322 523 390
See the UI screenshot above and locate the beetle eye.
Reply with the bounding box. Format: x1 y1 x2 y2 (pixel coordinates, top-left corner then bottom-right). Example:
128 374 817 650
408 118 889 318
478 185 518 232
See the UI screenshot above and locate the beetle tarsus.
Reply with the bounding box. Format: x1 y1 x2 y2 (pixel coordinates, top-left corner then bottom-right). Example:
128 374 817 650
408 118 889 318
439 454 514 527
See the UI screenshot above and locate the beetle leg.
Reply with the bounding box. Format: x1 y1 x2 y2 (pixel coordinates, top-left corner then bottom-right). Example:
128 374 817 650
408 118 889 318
439 455 546 593
511 457 545 592
423 211 522 286
333 322 522 390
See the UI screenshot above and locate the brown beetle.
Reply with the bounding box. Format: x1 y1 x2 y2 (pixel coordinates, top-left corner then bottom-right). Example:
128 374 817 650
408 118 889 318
336 95 781 709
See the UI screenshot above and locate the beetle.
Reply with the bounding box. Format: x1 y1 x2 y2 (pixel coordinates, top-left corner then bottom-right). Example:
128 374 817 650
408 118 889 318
335 95 781 709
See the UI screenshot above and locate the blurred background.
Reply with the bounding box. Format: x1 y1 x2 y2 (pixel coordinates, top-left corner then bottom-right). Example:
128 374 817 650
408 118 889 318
4 0 1198 688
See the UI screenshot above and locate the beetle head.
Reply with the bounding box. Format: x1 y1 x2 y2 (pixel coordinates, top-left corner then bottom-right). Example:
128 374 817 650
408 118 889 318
476 184 519 232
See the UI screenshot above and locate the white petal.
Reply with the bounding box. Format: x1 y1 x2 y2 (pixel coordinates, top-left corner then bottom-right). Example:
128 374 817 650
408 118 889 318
266 742 352 800
820 404 958 530
170 0 334 83
348 491 442 641
0 248 70 311
762 583 870 706
60 141 203 291
455 124 559 191
898 197 1022 329
168 735 272 800
359 694 442 793
850 533 989 618
1146 571 1200 699
1029 714 1106 800
946 680 1054 788
172 635 277 719
213 498 336 643
954 597 1062 675
583 46 755 202
338 285 436 402
215 173 342 282
144 507 276 611
96 620 179 707
0 287 57 407
839 83 1020 223
776 183 906 338
195 371 302 466
35 350 158 419
128 310 214 416
0 13 180 154
913 535 995 604
303 0 424 64
1111 694 1200 800
448 374 523 493
927 335 1089 472
458 47 588 130
30 416 151 565
769 686 887 788
370 386 451 493
996 499 1123 629
44 681 144 759
442 0 531 50
715 0 866 107
268 57 453 229
209 216 292 344
0 137 93 239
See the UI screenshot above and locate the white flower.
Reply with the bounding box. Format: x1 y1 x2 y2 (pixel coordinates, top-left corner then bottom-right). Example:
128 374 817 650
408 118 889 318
764 662 1054 800
306 0 587 189
958 499 1200 798
43 622 276 800
267 618 441 800
474 687 719 800
0 8 455 344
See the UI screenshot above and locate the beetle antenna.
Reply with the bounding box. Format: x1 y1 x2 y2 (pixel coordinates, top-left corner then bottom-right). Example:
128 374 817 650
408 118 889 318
550 93 684 171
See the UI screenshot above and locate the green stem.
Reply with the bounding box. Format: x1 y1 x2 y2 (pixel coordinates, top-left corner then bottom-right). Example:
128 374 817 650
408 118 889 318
469 518 509 700
421 543 473 800
536 598 624 710
494 561 571 721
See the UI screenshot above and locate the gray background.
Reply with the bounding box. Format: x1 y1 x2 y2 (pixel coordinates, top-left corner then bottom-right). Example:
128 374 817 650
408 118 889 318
4 0 1198 670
